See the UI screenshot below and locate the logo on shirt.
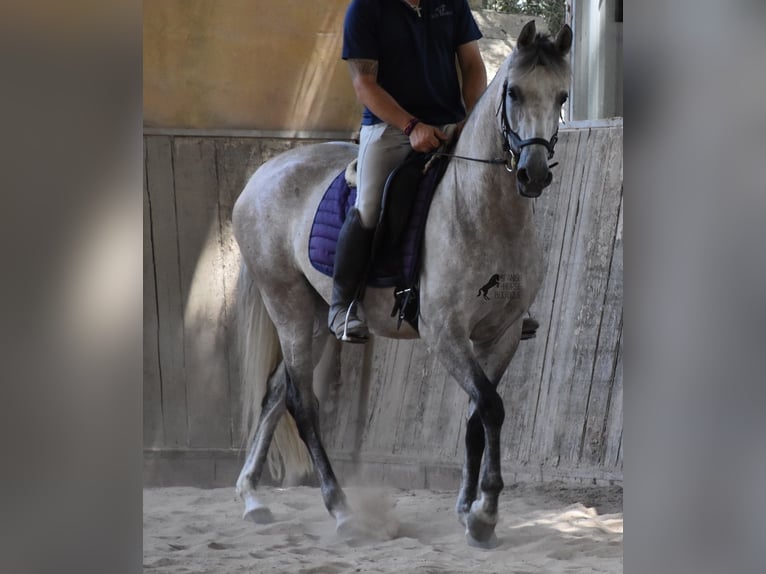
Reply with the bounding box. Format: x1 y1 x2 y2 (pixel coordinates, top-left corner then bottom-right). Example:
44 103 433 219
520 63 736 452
431 4 453 18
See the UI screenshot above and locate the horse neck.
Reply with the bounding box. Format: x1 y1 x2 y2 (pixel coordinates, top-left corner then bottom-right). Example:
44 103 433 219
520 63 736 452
438 70 531 229
454 72 507 162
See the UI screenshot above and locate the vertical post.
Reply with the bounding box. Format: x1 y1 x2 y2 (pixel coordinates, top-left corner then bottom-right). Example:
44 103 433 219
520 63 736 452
570 0 623 120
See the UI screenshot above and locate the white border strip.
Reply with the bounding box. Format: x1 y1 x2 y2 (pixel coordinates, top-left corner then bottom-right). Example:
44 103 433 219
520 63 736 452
142 127 359 140
561 117 623 130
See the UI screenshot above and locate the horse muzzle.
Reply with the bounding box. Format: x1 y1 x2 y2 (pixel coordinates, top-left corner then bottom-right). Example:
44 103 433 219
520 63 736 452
515 148 553 198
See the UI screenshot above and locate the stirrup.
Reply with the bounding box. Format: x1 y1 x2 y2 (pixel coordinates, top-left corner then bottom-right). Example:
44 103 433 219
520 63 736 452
332 301 368 344
341 304 355 342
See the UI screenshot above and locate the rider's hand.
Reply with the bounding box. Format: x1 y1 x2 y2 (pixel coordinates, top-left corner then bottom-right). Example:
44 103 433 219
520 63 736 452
408 123 448 153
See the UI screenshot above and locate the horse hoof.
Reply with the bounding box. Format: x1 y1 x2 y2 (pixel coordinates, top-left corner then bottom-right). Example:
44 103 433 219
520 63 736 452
465 511 498 547
241 492 274 524
335 513 357 536
466 530 499 549
243 503 274 524
335 512 370 541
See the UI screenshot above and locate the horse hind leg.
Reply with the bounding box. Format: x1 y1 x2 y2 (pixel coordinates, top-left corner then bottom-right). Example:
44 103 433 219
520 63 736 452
282 357 353 530
235 362 289 523
262 287 352 531
236 330 335 524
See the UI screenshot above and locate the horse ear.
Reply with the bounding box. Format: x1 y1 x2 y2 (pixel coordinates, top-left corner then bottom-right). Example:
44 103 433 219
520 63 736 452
555 24 573 56
517 20 537 50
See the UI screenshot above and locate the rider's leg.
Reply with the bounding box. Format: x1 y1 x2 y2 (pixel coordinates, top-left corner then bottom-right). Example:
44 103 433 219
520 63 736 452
328 123 411 342
329 207 374 342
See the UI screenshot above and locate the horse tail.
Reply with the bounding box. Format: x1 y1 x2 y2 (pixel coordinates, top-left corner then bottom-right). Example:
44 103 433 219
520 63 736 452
237 262 313 483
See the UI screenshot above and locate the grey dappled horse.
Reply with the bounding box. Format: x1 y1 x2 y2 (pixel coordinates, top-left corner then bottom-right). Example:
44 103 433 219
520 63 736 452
233 21 572 547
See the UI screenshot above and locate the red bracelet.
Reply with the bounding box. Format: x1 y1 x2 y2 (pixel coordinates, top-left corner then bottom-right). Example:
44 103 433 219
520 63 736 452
403 117 420 136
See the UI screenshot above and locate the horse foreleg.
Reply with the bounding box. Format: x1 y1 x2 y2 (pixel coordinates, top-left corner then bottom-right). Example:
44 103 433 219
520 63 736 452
432 332 514 548
235 362 288 524
464 380 505 548
456 402 483 525
460 323 523 546
456 330 519 530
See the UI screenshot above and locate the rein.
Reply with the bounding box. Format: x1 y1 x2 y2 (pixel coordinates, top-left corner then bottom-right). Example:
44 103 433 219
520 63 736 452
426 80 561 172
427 151 559 172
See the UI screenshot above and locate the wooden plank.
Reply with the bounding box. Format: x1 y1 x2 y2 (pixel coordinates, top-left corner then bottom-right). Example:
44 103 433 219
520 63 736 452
581 140 624 466
539 128 610 468
360 338 410 454
503 129 585 467
145 136 188 447
395 341 466 462
173 138 231 448
603 334 623 469
553 127 622 468
315 337 343 447
526 127 594 467
389 340 425 456
321 337 367 456
342 341 373 458
143 144 164 448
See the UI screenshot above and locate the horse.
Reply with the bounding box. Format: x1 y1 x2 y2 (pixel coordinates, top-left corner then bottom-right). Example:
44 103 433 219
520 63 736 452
232 20 572 547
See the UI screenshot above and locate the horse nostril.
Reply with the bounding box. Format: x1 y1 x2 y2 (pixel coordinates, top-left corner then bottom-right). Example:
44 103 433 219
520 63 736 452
544 172 553 186
516 167 530 184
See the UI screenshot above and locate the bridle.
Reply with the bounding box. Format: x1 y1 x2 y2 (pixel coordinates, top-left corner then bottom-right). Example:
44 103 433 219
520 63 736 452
498 80 559 172
427 79 560 173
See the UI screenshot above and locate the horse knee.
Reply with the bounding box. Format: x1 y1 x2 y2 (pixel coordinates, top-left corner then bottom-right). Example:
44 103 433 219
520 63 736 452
477 392 505 428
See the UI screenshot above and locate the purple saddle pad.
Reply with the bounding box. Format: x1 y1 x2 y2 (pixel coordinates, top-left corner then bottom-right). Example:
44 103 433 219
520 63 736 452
308 166 440 288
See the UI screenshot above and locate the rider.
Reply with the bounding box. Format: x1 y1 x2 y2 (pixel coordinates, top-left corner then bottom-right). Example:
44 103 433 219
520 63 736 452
330 0 488 342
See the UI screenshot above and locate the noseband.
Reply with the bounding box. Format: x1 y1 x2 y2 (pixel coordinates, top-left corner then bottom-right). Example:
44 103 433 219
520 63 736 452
498 80 559 171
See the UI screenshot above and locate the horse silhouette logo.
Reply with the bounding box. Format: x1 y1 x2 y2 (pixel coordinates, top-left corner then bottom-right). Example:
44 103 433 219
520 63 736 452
477 274 501 300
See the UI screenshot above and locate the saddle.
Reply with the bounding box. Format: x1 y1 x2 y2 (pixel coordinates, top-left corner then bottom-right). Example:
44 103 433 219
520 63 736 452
309 150 451 330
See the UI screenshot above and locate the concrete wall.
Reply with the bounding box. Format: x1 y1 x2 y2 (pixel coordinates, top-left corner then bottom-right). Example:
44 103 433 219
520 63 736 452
143 0 360 131
143 122 623 488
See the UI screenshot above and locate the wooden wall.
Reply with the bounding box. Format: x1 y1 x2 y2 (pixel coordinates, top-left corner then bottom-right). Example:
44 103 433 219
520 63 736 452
143 123 623 487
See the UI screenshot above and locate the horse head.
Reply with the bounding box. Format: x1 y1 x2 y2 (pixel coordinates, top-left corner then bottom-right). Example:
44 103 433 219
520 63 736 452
500 20 572 198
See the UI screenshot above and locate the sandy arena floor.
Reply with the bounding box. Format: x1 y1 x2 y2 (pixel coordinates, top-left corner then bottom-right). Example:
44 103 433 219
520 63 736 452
144 484 622 573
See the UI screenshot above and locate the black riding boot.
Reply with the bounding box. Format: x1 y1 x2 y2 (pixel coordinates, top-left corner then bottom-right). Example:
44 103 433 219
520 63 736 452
329 208 375 343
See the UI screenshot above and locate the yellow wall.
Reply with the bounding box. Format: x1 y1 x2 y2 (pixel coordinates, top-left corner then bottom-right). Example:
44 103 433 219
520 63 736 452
143 0 361 131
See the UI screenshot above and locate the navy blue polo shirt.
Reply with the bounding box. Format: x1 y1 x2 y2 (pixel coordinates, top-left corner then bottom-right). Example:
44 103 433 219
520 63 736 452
342 0 482 126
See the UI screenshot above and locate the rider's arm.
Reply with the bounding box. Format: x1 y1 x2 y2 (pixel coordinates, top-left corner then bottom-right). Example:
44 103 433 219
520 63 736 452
456 40 488 116
347 59 446 152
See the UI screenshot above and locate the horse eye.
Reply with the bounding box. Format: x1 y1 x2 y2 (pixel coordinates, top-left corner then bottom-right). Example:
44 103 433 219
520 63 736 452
559 93 569 105
508 87 519 101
